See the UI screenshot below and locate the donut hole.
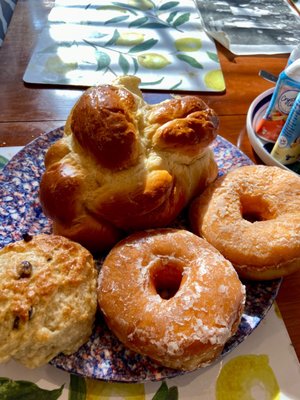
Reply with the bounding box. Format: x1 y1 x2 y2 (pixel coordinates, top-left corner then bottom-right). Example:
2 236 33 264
240 195 275 223
150 259 183 300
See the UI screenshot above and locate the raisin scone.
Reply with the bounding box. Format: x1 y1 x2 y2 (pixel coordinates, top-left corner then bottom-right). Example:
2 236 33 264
0 234 97 368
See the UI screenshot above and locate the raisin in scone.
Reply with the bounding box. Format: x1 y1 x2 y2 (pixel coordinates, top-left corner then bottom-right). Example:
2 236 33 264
0 234 97 368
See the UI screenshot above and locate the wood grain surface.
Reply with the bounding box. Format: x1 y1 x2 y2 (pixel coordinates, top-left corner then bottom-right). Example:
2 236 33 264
0 0 299 362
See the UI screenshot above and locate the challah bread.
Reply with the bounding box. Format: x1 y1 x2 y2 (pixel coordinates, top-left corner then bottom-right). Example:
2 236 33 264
39 76 219 253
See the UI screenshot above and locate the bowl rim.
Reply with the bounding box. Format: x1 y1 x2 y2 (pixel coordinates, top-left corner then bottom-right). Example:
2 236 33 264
246 87 292 172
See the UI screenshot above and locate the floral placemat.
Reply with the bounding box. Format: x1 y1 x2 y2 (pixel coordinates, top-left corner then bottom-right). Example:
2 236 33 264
1 146 300 398
23 0 225 92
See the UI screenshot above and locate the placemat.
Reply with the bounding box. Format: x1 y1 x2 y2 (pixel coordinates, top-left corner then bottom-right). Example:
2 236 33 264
0 304 299 399
23 0 225 92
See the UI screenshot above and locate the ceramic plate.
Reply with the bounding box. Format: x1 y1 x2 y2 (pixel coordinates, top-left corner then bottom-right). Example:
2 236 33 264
0 128 281 382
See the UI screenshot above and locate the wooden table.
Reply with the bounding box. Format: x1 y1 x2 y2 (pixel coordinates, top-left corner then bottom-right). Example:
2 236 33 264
0 0 299 362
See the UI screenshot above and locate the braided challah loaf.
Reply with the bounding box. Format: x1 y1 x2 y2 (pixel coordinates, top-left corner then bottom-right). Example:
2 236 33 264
39 76 219 253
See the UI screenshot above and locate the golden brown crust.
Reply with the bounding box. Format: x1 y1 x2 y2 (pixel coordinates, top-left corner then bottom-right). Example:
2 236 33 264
44 139 71 169
148 96 215 124
0 234 97 368
70 84 140 170
149 96 219 156
98 229 245 371
189 165 300 280
152 112 218 156
39 76 219 253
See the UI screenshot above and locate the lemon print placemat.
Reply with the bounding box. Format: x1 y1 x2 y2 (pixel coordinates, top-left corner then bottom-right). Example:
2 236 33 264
0 304 299 399
23 0 225 92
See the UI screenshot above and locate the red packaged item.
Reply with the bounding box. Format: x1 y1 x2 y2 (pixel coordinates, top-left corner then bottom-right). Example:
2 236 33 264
256 59 300 143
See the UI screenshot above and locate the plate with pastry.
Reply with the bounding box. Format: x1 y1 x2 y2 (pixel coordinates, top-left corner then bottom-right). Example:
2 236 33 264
0 76 286 382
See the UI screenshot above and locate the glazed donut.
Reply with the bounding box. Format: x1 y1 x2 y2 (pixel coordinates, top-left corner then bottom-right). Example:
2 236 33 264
97 229 245 371
190 165 300 280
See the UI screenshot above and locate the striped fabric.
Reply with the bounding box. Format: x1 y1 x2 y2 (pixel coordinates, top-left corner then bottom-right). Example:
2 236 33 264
0 0 17 46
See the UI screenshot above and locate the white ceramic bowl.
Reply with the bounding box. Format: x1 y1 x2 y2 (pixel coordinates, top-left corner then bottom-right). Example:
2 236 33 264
246 88 300 175
246 88 289 170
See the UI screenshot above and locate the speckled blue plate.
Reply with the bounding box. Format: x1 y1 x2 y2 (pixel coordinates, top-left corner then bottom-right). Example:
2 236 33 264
0 127 281 382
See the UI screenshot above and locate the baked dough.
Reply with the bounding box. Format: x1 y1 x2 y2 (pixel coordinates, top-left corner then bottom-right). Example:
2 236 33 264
190 165 300 280
39 76 219 253
98 228 245 370
0 234 97 368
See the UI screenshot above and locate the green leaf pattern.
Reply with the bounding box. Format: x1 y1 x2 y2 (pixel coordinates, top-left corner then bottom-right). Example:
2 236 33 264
0 377 63 400
104 15 130 25
0 155 8 169
104 29 120 46
0 375 179 400
176 54 203 69
128 16 149 27
28 0 224 91
166 11 178 24
172 12 190 28
159 2 180 11
95 51 111 71
152 381 179 400
119 53 130 74
68 375 86 400
128 38 159 53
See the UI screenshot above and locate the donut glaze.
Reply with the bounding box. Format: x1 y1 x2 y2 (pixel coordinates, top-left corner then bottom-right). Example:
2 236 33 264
97 229 245 371
190 165 300 280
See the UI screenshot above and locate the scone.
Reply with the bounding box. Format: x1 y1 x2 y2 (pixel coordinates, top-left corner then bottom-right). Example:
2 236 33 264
0 234 97 368
39 75 219 253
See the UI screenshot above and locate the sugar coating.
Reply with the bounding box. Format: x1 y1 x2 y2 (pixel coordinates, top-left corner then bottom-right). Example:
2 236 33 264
190 165 300 278
98 229 245 371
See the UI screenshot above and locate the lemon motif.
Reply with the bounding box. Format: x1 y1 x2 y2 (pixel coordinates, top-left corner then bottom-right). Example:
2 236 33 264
97 5 127 13
138 53 170 69
274 303 283 319
216 355 280 400
116 32 145 46
44 55 78 75
175 37 202 52
128 0 154 10
204 69 225 91
85 379 145 399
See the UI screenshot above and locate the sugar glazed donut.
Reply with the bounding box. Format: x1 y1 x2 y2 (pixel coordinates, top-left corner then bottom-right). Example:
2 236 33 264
97 229 245 371
190 165 300 280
